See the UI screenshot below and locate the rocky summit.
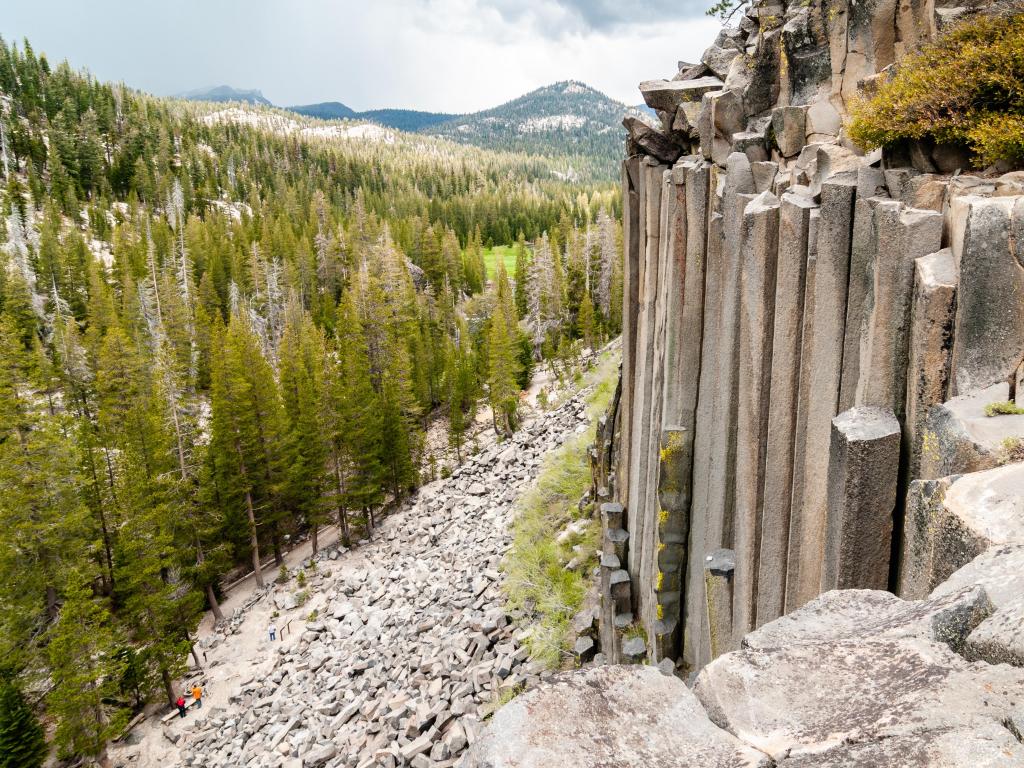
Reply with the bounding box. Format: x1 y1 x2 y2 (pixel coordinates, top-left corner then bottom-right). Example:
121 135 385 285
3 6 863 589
114 391 594 768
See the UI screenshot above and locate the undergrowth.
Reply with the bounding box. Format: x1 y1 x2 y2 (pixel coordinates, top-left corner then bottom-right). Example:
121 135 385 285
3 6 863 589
985 401 1024 417
848 13 1024 167
501 347 618 668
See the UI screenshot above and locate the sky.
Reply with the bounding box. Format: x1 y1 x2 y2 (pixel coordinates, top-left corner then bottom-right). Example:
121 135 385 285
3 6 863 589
0 0 721 112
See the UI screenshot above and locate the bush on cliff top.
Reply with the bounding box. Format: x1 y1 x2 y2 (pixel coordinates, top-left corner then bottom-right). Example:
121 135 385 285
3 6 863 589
848 13 1024 168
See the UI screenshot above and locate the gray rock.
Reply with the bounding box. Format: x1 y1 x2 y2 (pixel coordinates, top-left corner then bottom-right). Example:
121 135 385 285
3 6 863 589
639 77 725 112
701 44 741 79
821 406 901 592
623 116 684 164
302 743 337 767
695 635 1024 763
743 587 992 653
620 635 646 660
901 464 1024 599
771 106 807 158
948 196 1024 396
918 383 1024 481
966 595 1024 666
463 665 771 767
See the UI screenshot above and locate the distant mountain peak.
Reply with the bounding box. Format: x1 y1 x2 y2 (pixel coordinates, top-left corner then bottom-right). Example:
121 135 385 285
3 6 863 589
178 85 272 107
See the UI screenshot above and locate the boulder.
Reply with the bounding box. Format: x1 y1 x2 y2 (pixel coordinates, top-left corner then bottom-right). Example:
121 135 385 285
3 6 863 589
702 44 742 80
463 665 771 767
918 382 1024 481
966 595 1024 666
639 77 725 113
743 587 992 653
695 635 1024 763
771 106 808 158
900 463 1024 599
623 116 684 164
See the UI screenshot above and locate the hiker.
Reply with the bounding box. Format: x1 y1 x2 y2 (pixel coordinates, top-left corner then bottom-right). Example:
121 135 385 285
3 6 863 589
192 683 203 708
176 695 187 719
269 623 277 641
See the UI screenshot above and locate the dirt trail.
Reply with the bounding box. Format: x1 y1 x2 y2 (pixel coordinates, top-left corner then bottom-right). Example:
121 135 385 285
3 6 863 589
110 525 370 768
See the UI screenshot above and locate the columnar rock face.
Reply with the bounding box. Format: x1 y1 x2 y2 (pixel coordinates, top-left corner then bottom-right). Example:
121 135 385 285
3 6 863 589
821 406 901 592
595 0 1024 676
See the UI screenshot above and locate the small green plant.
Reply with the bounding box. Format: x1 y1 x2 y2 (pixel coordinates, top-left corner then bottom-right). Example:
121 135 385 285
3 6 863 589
276 564 289 584
848 13 1024 167
307 609 319 622
622 622 648 643
272 610 280 619
482 682 527 720
985 401 1024 417
296 590 309 606
996 437 1024 466
296 570 307 588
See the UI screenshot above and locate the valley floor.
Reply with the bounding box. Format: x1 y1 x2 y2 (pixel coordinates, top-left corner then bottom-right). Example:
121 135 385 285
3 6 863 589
109 350 614 768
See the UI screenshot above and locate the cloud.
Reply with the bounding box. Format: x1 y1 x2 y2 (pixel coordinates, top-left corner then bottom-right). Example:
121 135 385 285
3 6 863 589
479 0 710 33
0 0 721 112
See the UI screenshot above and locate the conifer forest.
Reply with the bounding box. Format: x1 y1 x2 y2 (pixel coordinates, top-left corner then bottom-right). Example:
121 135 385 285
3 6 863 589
0 38 622 761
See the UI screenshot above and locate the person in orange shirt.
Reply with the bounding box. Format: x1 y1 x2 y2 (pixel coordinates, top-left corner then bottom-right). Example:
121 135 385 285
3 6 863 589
192 684 203 708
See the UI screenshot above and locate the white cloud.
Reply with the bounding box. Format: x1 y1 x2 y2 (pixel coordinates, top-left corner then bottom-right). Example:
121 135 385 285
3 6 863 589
1 0 721 112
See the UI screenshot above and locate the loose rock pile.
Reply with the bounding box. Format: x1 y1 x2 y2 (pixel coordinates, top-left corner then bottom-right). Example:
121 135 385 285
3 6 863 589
159 393 593 768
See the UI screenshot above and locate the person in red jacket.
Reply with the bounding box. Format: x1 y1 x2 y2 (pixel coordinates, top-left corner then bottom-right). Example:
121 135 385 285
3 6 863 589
176 695 187 718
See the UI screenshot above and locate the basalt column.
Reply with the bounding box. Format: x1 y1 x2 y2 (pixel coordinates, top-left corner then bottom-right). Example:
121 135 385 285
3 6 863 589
757 190 816 626
625 157 665 650
732 190 780 644
786 175 857 612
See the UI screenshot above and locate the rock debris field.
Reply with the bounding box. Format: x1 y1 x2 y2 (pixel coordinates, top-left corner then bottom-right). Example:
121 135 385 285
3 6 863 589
113 389 594 768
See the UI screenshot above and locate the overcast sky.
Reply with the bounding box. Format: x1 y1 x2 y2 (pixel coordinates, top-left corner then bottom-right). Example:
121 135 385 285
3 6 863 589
0 0 721 112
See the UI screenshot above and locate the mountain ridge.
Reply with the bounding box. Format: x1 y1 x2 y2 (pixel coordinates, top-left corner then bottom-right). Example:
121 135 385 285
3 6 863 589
177 84 272 106
180 79 634 176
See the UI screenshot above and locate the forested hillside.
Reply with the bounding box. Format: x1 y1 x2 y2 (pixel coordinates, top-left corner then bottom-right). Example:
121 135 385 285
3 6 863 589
285 81 632 179
0 37 622 762
426 81 635 178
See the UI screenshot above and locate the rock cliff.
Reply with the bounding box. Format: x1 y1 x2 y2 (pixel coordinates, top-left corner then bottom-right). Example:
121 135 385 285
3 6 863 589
602 0 1024 673
467 0 1024 763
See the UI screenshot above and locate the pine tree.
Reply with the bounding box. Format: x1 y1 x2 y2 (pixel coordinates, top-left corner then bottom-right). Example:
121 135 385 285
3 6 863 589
513 231 529 318
0 672 46 768
578 291 596 352
48 572 128 759
0 316 91 641
279 304 329 553
487 306 521 437
209 314 287 587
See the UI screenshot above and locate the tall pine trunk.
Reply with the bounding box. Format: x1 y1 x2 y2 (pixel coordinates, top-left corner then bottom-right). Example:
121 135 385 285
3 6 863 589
235 441 265 588
162 668 176 706
332 451 350 546
245 489 264 588
206 583 224 623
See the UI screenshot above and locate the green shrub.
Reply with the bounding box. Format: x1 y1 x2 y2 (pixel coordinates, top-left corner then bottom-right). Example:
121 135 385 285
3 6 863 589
0 674 46 768
984 400 1024 417
848 13 1024 167
501 350 617 669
